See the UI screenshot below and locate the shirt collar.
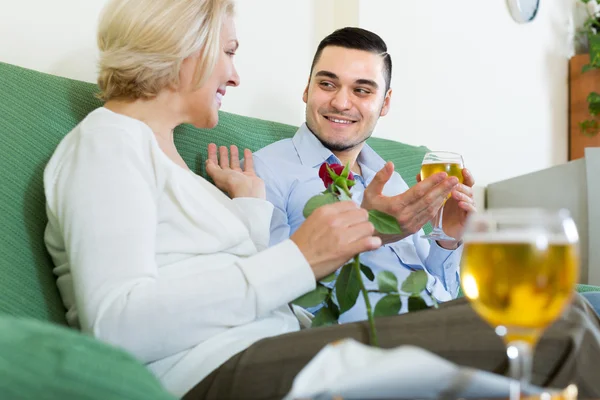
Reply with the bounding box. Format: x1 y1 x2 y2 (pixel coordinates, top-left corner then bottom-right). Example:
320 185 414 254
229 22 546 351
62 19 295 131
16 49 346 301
292 123 334 168
291 123 387 184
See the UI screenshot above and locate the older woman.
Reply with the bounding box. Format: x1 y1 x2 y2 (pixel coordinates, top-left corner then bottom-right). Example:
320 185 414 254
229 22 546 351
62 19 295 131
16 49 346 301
43 0 600 399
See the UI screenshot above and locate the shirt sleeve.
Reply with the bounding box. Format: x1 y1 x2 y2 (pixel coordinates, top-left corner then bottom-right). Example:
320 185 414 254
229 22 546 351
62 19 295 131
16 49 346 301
387 171 462 298
420 238 462 298
252 154 293 246
231 197 274 251
44 127 315 364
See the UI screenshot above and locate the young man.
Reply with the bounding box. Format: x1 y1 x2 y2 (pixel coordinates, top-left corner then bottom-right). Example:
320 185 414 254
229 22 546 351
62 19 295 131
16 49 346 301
191 28 600 399
252 27 476 322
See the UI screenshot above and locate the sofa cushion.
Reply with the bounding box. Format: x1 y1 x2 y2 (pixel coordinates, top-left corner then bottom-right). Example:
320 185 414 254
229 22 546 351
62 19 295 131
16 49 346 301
174 106 430 189
0 62 102 323
0 315 175 400
0 61 431 323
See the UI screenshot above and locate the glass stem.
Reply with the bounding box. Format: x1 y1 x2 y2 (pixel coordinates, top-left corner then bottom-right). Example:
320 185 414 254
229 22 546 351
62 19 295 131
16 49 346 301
506 341 533 400
434 203 445 232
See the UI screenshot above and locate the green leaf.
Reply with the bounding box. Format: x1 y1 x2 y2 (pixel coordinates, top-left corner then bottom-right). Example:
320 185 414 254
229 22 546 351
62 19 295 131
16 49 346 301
303 192 338 218
408 296 429 312
341 162 351 179
320 272 337 283
588 92 600 116
589 33 600 67
293 285 330 308
374 294 402 317
582 64 596 74
377 271 398 293
311 306 338 327
326 297 340 320
368 209 402 234
589 104 600 117
360 264 375 281
401 270 428 294
588 92 600 103
580 119 600 137
335 264 361 314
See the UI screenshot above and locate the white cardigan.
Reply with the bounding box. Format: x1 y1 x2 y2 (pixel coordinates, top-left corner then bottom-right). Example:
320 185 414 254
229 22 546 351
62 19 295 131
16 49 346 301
43 108 316 396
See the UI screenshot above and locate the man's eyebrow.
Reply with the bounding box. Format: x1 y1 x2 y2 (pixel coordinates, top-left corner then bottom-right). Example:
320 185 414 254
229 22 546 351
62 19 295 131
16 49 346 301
355 79 379 89
314 70 338 80
315 71 379 90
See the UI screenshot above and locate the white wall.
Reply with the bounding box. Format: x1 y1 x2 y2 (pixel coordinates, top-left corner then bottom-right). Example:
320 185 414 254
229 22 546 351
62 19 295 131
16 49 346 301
0 0 577 188
0 0 316 126
0 0 106 83
226 0 359 126
220 0 316 126
358 0 575 186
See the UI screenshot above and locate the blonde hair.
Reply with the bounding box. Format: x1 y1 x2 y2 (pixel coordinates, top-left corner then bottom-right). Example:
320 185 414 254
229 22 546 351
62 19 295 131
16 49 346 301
96 0 234 101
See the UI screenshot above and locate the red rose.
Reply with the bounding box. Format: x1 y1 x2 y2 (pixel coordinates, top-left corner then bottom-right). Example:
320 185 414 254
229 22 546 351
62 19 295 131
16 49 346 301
318 162 354 189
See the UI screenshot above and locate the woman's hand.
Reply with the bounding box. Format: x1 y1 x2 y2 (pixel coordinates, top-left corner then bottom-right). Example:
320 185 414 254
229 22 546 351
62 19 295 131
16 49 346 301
206 144 266 199
291 201 382 280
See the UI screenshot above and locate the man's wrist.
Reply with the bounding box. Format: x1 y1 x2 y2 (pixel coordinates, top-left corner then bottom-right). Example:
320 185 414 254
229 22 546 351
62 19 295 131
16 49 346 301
436 240 463 250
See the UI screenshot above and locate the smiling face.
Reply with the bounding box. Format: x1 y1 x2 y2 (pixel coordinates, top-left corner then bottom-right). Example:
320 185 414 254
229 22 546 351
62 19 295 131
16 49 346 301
303 45 392 153
179 15 240 129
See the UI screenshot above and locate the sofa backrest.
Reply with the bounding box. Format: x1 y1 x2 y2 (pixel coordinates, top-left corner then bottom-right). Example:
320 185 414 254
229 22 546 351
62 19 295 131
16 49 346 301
0 62 428 324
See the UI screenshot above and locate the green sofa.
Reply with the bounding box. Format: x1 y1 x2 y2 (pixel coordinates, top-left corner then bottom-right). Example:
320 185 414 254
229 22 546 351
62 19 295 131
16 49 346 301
0 61 434 398
1 61 599 398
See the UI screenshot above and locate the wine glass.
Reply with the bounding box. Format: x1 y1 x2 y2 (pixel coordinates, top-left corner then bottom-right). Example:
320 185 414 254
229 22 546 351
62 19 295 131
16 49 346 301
460 208 580 399
420 151 464 241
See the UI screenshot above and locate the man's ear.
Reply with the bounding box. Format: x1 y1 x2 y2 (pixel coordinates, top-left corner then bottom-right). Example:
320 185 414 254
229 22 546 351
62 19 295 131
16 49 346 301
380 88 392 117
302 77 310 104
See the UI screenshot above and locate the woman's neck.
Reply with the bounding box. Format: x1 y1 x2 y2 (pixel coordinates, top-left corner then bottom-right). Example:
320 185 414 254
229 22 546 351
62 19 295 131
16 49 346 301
104 93 191 171
104 92 183 144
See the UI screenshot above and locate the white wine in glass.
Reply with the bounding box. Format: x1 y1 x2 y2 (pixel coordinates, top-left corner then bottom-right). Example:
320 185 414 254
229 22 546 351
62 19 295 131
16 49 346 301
461 209 579 399
420 151 464 241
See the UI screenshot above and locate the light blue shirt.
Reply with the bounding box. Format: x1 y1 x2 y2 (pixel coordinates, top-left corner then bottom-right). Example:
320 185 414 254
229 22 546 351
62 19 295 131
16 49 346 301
253 124 462 323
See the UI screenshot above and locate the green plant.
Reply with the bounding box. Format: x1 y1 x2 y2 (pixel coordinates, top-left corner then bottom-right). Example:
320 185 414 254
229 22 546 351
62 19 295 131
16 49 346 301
578 0 600 136
293 162 437 346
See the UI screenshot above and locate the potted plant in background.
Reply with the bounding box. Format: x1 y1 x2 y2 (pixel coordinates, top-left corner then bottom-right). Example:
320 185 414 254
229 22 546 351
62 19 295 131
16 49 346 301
569 0 600 160
578 0 600 137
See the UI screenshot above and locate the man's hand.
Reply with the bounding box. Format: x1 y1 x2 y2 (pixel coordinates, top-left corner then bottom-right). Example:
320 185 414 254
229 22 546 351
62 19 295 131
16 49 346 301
361 161 459 243
206 144 266 199
417 168 477 249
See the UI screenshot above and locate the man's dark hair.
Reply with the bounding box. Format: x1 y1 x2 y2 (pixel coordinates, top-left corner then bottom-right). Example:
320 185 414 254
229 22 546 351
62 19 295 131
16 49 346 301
309 27 392 92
